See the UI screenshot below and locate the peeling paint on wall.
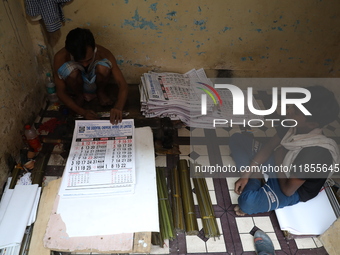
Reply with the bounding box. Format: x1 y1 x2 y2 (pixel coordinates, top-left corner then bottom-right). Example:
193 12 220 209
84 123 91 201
123 9 158 30
149 3 158 12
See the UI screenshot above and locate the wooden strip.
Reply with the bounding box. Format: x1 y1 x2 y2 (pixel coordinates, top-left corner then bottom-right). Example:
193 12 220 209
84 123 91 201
28 178 61 255
133 232 152 253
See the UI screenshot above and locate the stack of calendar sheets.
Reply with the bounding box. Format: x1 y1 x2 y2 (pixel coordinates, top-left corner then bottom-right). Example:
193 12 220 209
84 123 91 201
139 68 261 128
58 119 135 197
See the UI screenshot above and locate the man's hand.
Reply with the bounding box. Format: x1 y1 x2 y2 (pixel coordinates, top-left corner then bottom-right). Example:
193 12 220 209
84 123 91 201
110 108 123 125
83 110 99 120
234 177 249 195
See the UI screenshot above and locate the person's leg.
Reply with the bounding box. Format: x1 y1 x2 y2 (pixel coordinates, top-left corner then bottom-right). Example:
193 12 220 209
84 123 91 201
95 63 113 105
57 61 85 106
229 133 275 170
65 69 85 106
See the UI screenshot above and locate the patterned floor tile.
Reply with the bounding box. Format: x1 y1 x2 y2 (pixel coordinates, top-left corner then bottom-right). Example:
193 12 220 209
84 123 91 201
205 178 214 190
215 127 229 137
313 237 324 248
178 127 191 137
229 190 239 204
295 237 318 249
186 235 207 253
206 235 227 253
218 145 230 156
226 177 239 190
179 145 191 155
239 233 256 252
155 155 167 167
191 128 206 137
266 232 281 250
193 145 209 155
236 217 255 233
253 216 275 233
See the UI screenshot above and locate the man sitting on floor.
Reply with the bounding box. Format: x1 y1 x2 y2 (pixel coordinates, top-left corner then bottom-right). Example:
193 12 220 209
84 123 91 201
53 27 128 125
229 85 340 216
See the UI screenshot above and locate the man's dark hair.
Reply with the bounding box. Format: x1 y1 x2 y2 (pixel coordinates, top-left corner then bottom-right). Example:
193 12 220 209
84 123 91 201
65 28 95 61
304 85 339 127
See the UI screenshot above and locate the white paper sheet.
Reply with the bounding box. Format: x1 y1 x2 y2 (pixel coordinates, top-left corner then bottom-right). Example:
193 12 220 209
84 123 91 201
0 177 13 222
0 184 40 248
56 127 159 237
275 189 337 235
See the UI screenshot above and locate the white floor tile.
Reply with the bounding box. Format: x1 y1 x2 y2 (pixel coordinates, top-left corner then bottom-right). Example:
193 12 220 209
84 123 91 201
219 145 231 155
178 128 190 137
226 177 239 190
197 218 203 229
205 178 214 190
206 235 227 252
186 235 207 253
221 155 236 166
216 218 223 234
229 190 239 204
179 145 191 155
266 232 281 250
193 192 198 205
240 233 255 251
150 239 170 254
236 217 254 233
253 217 274 233
195 155 211 166
313 237 324 248
265 128 277 137
155 155 167 167
209 190 217 205
252 129 267 137
215 127 229 137
295 237 317 249
193 145 208 155
191 128 205 137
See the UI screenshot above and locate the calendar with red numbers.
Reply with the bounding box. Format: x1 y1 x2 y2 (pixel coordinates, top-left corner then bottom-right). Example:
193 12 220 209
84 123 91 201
58 119 136 197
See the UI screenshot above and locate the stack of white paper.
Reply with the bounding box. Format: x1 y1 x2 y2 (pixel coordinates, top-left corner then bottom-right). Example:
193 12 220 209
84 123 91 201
58 119 136 197
0 180 41 255
275 189 337 235
139 68 261 129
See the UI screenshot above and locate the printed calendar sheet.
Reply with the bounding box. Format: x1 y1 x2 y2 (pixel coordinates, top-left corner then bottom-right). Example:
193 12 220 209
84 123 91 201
58 119 135 197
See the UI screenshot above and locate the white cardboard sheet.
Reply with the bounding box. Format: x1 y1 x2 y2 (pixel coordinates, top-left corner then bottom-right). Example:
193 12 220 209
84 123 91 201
56 127 159 237
0 184 40 248
275 189 337 235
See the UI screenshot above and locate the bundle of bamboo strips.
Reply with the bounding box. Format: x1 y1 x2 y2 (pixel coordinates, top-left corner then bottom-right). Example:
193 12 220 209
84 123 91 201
156 167 175 244
177 159 199 235
192 176 220 238
171 165 185 233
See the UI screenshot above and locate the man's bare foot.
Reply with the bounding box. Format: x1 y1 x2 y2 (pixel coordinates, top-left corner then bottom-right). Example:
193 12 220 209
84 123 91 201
97 90 113 106
234 205 247 216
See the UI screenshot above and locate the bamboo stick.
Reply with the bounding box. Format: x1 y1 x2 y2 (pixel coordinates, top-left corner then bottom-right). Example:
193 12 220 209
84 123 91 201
171 166 185 233
192 176 220 239
177 159 198 235
156 167 175 243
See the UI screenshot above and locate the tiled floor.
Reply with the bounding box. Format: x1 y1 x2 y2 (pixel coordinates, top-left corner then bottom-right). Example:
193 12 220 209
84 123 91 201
35 88 340 255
